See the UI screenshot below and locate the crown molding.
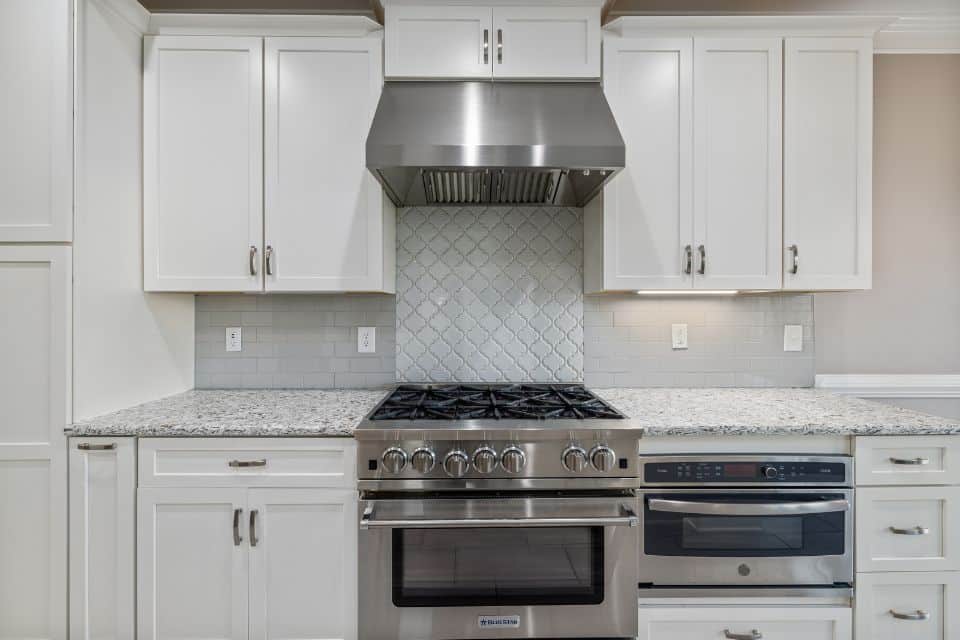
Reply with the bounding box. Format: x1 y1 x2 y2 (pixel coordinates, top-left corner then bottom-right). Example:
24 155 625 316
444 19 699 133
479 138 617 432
875 16 960 53
816 374 960 398
603 15 894 37
147 12 383 36
90 0 151 34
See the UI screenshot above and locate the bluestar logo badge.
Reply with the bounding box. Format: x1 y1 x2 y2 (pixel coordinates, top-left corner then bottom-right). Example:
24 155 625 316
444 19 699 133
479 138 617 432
478 615 520 629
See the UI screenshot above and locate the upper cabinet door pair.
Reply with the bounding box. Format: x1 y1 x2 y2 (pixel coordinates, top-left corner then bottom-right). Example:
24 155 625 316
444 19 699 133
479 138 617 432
384 5 601 79
593 35 871 292
143 35 394 293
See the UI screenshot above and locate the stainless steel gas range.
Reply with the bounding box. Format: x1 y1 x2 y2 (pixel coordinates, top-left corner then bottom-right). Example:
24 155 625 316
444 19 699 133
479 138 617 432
355 384 641 640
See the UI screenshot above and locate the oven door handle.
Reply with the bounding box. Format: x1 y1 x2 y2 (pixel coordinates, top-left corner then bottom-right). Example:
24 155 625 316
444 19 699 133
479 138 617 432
647 498 849 516
359 504 640 530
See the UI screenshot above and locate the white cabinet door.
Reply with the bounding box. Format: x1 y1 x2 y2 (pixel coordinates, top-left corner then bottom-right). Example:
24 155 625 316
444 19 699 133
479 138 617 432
855 572 960 640
784 37 872 290
0 0 72 241
638 605 852 640
587 37 693 292
385 5 493 79
138 487 249 640
693 38 783 290
248 489 358 640
144 36 263 292
492 6 600 79
0 245 69 640
69 438 136 640
264 37 394 293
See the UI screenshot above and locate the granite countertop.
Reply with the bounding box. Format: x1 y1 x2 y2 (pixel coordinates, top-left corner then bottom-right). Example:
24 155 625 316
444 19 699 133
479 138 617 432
594 388 960 437
67 389 390 437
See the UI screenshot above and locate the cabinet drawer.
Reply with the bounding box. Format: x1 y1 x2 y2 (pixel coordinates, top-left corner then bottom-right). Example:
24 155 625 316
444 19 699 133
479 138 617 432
855 572 960 640
855 436 960 486
638 606 852 640
856 486 960 572
138 438 356 488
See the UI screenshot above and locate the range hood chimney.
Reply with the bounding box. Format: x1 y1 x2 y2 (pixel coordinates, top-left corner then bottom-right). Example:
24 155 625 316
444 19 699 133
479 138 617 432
366 81 625 208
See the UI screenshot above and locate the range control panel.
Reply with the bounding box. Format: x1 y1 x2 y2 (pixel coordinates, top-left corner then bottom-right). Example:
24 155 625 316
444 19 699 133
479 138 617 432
643 457 851 485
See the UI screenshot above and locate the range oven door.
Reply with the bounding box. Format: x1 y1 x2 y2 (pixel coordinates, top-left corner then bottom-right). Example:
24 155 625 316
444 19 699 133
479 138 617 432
358 494 639 640
639 489 853 588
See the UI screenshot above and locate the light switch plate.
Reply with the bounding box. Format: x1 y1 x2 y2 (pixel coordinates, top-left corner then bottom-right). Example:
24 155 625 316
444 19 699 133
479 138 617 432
358 327 376 353
783 324 803 352
226 327 242 352
671 324 688 350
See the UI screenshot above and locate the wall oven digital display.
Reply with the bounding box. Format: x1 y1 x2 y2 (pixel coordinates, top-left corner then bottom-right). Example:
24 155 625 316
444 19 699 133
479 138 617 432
723 463 756 478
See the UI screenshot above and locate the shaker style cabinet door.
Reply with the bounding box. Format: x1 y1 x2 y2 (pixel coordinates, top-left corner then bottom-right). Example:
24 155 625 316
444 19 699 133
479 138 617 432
783 37 872 290
143 36 264 292
587 37 693 292
0 0 73 241
692 37 783 291
385 5 493 79
0 245 70 640
248 489 358 640
491 6 600 79
264 37 394 293
138 487 249 640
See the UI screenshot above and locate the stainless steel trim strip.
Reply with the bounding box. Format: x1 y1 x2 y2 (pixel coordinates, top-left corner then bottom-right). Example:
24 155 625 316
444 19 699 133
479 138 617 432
360 504 639 530
647 497 850 516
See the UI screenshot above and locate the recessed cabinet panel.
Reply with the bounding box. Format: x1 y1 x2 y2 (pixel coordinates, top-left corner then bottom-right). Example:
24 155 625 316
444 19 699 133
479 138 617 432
638 605 852 640
855 572 959 640
784 37 872 290
492 6 600 79
143 36 263 292
693 38 783 290
385 5 492 78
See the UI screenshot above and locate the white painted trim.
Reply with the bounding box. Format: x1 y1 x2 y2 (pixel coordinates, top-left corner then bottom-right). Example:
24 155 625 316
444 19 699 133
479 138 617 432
604 15 893 37
875 16 960 54
147 13 382 36
91 0 150 34
816 374 960 398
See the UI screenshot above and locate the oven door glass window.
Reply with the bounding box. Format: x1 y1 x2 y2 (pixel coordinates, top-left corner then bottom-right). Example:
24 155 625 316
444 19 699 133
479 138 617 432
392 527 603 607
644 493 847 557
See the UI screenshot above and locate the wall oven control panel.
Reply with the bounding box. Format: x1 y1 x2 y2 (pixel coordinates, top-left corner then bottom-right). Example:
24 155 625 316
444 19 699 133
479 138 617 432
641 455 852 486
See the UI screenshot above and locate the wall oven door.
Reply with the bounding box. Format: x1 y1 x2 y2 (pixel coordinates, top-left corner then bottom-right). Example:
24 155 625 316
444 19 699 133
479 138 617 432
358 493 640 640
639 489 853 588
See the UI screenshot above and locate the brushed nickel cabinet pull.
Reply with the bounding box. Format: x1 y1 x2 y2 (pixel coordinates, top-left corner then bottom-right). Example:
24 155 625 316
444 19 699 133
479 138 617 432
724 629 762 640
890 457 930 465
890 526 930 535
265 245 274 276
77 442 117 451
789 244 799 274
683 245 693 275
250 509 259 547
497 29 503 63
233 508 243 546
697 244 706 275
483 29 489 64
249 246 258 276
889 609 930 621
229 459 267 468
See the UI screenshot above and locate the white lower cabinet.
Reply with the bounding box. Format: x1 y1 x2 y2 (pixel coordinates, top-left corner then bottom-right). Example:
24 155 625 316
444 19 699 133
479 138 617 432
855 572 960 639
638 606 852 640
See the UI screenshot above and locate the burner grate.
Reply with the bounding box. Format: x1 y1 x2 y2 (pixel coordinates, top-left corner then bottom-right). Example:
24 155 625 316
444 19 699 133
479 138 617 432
368 384 624 421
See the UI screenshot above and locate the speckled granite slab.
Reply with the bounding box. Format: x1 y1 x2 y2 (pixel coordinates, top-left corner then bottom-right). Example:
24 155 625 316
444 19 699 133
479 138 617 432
67 389 390 437
594 388 960 437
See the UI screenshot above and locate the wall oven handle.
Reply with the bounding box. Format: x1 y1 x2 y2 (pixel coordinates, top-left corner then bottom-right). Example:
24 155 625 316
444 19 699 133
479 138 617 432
359 504 639 530
647 498 849 516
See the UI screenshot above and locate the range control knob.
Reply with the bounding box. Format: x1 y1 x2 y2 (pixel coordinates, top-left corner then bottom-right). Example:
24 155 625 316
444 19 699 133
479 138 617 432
589 445 616 472
761 465 779 480
500 446 527 474
562 446 588 473
381 447 408 474
410 447 436 474
443 450 470 478
472 447 498 474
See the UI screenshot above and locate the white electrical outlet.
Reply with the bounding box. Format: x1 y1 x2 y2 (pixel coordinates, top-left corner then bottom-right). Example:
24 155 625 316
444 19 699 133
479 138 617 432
671 324 688 350
784 324 803 352
358 327 376 353
225 327 242 352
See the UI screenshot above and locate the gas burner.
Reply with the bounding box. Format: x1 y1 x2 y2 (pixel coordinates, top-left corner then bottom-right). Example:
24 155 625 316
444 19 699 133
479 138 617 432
368 384 625 421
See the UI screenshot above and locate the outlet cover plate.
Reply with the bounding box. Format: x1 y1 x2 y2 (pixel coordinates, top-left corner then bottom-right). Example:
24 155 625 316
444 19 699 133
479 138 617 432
358 327 376 353
671 324 688 350
784 324 803 352
226 327 242 352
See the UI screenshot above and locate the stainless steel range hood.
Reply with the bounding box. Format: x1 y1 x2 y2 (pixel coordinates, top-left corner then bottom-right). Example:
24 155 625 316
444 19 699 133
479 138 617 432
366 82 625 208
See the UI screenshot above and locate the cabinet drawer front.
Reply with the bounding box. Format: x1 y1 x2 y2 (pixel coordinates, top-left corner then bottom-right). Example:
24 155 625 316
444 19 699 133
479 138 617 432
855 436 960 486
138 438 356 488
855 572 960 640
638 606 851 640
856 487 960 572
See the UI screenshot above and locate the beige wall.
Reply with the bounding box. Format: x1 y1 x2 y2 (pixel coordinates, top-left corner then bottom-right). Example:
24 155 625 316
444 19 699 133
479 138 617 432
816 55 960 375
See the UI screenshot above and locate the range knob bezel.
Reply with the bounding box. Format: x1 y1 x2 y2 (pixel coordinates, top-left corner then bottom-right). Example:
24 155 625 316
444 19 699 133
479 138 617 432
500 446 527 474
562 445 589 473
410 447 437 474
589 445 616 472
381 446 408 474
443 450 470 478
472 446 498 474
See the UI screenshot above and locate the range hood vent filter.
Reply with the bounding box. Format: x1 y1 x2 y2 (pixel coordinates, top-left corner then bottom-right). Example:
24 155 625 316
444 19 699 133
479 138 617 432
422 169 564 206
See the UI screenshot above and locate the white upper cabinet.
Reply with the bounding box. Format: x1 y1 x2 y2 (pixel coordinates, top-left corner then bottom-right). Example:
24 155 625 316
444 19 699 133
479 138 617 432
143 36 264 292
264 37 394 293
692 38 782 290
586 37 693 292
784 37 873 290
384 2 601 80
0 0 72 242
385 5 493 79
